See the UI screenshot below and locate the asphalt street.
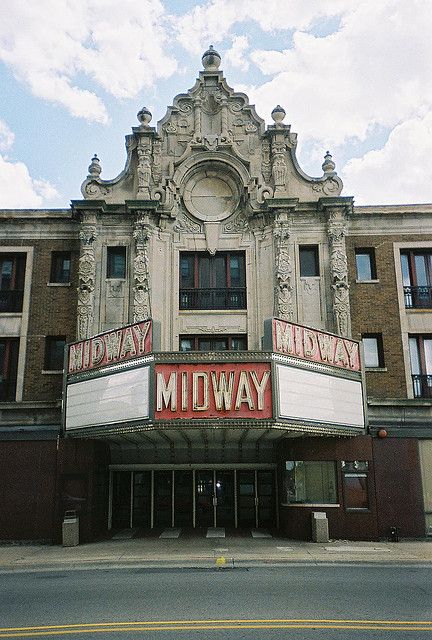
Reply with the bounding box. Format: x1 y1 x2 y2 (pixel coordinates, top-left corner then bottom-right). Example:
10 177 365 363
1 564 432 639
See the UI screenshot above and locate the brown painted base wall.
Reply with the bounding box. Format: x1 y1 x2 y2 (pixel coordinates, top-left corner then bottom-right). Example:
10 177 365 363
277 435 425 541
0 441 58 540
373 437 425 538
278 436 379 541
0 438 110 543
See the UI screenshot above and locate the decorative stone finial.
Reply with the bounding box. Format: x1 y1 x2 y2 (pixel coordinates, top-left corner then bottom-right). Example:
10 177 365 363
271 105 286 125
322 151 336 175
202 45 221 70
87 154 101 179
137 107 152 127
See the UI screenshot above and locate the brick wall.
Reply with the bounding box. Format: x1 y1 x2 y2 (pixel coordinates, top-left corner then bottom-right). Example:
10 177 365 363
347 234 431 398
24 239 79 401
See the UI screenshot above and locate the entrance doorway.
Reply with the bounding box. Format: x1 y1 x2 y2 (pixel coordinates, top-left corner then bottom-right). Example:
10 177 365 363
110 466 276 530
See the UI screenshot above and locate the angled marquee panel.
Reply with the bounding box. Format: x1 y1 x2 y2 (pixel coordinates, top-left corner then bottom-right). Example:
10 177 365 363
65 366 150 431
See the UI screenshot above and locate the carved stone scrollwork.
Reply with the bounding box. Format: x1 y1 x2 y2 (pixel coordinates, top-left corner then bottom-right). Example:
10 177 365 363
173 211 201 234
136 138 152 198
271 141 287 195
274 220 294 321
132 215 152 322
77 224 97 339
223 209 249 233
327 209 351 337
261 139 272 183
152 139 162 185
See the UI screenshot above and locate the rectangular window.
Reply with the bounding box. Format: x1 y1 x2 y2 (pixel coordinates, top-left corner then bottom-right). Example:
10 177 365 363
362 334 384 368
409 335 432 398
45 336 66 371
283 461 338 504
342 461 369 510
299 245 319 277
179 252 246 310
0 338 19 401
50 251 71 283
107 247 126 279
179 335 247 352
0 254 26 312
401 250 432 308
355 248 377 281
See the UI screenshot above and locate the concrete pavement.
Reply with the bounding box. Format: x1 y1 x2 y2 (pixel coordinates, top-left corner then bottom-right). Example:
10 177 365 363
1 531 431 572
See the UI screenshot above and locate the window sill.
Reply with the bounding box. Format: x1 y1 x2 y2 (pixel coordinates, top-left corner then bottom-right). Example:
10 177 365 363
41 370 63 375
405 308 432 312
281 503 340 508
355 279 379 284
365 367 387 372
47 282 71 287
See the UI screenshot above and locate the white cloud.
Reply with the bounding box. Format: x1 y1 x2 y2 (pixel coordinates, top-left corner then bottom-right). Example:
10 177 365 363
175 0 352 54
0 120 61 208
342 113 432 205
0 0 177 123
247 1 432 146
225 36 250 71
0 121 14 152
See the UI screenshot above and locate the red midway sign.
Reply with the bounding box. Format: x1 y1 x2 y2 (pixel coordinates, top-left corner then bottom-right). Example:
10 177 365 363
272 318 360 372
68 320 152 374
155 362 272 419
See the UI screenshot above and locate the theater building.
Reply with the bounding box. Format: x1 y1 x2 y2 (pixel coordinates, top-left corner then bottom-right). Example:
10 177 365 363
0 48 431 543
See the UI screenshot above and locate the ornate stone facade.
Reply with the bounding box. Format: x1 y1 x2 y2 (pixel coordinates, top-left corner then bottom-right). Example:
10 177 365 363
77 217 97 340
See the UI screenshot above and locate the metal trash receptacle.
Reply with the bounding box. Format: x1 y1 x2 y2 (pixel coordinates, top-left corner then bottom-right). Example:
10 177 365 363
62 510 79 547
311 511 329 543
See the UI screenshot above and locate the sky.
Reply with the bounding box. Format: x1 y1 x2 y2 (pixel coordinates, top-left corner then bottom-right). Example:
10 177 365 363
0 0 431 209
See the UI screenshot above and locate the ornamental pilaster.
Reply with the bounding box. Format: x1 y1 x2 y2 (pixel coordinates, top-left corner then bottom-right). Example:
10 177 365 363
132 212 152 322
274 211 294 321
136 135 152 199
77 214 98 340
326 206 351 337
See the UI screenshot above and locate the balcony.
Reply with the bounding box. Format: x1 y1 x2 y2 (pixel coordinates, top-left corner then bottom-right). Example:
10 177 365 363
412 374 432 398
404 286 432 309
179 288 246 311
0 290 24 313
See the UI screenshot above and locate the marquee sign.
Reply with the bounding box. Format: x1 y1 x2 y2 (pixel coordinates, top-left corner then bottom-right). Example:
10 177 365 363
155 363 272 420
64 318 365 435
272 318 360 372
68 320 152 374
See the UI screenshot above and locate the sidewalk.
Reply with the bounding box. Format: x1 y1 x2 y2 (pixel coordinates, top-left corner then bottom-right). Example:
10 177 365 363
1 534 431 572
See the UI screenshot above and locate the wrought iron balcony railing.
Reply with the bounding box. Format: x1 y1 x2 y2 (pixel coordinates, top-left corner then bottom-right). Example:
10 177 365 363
412 374 432 398
0 290 24 313
179 288 246 310
404 286 432 309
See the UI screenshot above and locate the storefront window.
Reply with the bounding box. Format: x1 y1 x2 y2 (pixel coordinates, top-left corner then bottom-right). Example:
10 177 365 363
283 461 338 504
342 461 369 510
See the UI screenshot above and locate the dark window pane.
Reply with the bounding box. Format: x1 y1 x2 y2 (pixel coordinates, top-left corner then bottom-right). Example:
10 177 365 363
0 259 13 289
355 250 375 280
400 253 411 286
180 255 194 288
107 247 126 279
299 246 319 277
0 338 19 401
50 252 71 283
344 474 369 509
179 252 246 310
362 334 384 368
284 461 337 504
45 336 66 370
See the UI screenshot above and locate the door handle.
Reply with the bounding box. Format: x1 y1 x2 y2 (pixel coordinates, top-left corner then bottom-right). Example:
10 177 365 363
213 497 217 506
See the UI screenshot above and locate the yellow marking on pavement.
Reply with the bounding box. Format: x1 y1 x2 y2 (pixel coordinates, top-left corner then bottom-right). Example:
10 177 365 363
1 618 432 637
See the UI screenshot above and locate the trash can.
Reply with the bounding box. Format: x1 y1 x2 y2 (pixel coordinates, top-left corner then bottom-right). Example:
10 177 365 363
311 511 329 543
62 510 79 547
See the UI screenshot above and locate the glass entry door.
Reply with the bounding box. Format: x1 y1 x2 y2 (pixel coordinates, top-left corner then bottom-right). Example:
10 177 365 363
237 470 275 528
195 470 235 527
